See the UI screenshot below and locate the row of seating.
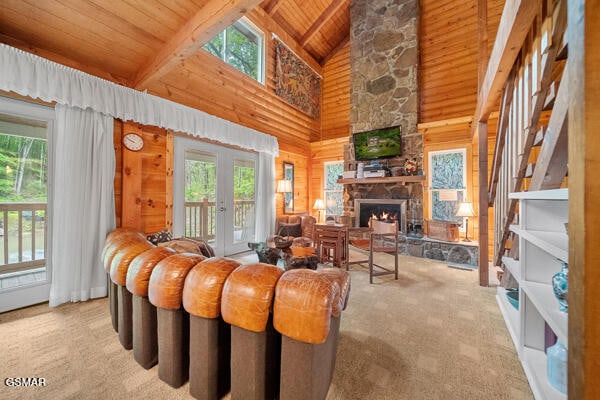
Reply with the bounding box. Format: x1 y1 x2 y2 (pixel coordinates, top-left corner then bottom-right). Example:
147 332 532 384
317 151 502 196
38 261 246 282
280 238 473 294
101 228 351 400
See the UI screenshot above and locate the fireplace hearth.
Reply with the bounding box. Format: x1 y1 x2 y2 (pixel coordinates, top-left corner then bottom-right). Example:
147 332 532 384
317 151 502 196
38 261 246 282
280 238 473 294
354 199 408 234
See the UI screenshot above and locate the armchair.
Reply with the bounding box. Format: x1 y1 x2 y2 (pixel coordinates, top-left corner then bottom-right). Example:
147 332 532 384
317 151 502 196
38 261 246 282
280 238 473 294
348 219 399 283
269 213 316 247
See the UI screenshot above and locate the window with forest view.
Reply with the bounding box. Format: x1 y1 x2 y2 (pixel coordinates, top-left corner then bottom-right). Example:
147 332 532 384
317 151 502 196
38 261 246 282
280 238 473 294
202 18 264 83
0 112 48 273
324 162 344 216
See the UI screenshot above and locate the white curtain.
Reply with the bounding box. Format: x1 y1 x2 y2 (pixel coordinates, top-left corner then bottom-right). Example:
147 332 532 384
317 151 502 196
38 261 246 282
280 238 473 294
0 43 278 157
255 152 276 241
49 105 115 306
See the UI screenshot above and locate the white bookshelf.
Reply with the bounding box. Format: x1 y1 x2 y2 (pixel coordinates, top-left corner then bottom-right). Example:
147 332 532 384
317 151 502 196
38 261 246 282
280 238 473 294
498 189 568 400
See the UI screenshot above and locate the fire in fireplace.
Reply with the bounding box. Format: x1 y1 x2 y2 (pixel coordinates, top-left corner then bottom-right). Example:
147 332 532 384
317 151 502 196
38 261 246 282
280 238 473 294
354 199 408 234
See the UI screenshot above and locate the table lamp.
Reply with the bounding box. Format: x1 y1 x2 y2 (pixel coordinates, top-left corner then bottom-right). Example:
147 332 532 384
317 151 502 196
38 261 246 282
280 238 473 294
313 198 325 223
456 202 476 241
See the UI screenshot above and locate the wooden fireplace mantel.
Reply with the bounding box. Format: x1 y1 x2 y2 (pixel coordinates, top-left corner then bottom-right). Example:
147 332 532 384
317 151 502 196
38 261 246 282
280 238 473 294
337 175 426 185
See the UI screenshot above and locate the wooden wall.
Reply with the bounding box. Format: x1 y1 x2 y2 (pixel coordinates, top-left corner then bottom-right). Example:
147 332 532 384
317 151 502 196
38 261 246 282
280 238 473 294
114 120 171 235
145 7 322 156
275 150 310 216
310 138 348 219
420 0 504 124
321 40 350 141
421 116 498 262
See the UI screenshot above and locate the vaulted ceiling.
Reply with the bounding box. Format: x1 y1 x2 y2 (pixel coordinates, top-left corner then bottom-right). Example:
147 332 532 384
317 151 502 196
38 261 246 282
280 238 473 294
0 0 350 90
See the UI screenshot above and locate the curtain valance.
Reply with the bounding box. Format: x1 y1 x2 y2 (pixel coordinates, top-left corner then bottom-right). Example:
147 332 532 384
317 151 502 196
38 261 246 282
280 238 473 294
0 44 279 156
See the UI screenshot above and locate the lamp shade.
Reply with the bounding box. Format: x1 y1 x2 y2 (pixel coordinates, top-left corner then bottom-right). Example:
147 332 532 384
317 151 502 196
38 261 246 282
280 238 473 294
313 199 325 210
276 179 292 193
456 202 475 217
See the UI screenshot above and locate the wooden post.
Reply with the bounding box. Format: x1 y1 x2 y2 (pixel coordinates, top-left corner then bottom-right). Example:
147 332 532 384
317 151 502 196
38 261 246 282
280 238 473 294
477 0 490 286
201 197 209 240
165 131 174 233
567 0 600 398
478 122 489 286
121 122 143 231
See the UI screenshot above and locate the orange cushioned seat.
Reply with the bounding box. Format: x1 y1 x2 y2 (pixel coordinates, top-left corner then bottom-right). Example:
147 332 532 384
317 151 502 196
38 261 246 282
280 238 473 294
125 246 176 369
148 253 205 388
101 229 148 333
221 263 284 400
182 258 241 400
110 239 154 350
274 268 350 400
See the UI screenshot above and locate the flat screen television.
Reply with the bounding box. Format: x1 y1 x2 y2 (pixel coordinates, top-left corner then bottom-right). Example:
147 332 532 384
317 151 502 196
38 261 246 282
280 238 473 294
353 126 401 161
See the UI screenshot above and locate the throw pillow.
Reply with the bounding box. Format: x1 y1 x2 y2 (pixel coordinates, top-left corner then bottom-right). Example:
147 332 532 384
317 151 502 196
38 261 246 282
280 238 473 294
278 222 302 237
146 228 173 245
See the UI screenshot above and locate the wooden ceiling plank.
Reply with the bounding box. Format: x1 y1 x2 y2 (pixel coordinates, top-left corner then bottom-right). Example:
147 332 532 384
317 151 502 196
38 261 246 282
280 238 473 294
299 0 347 47
319 35 349 66
263 0 285 16
132 0 263 90
473 0 540 127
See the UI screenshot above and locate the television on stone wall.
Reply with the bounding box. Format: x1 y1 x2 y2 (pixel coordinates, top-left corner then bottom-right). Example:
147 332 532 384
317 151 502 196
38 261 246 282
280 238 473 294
353 125 402 161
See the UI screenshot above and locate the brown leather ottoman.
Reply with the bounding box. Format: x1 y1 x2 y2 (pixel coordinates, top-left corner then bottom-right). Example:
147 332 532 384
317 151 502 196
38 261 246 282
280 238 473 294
274 268 350 400
183 258 241 400
110 239 154 350
126 246 176 369
149 253 205 388
101 229 147 333
221 263 284 400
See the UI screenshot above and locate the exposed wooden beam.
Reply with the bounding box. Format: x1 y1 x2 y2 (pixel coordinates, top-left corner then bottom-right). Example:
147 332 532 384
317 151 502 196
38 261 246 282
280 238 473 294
300 0 348 46
132 0 263 90
418 116 473 130
473 0 540 130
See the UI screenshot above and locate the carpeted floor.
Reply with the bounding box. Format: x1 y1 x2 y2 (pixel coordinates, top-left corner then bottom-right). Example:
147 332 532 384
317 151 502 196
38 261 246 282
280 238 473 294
0 253 533 400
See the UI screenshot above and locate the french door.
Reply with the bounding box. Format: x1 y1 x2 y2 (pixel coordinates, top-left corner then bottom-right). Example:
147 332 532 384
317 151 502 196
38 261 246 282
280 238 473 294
0 97 53 312
173 136 257 256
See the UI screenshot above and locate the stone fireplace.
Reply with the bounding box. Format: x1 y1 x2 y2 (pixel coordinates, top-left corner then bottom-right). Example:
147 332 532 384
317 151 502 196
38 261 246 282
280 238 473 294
354 198 408 234
344 0 423 232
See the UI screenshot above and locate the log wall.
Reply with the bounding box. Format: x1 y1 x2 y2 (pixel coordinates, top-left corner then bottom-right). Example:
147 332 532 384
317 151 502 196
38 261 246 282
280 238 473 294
321 40 350 141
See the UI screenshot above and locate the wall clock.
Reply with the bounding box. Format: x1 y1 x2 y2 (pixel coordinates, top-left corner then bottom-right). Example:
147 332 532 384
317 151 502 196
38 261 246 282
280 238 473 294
123 132 144 151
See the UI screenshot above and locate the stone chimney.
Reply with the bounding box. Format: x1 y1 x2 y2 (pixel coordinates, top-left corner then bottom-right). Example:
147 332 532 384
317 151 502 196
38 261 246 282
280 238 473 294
346 0 423 225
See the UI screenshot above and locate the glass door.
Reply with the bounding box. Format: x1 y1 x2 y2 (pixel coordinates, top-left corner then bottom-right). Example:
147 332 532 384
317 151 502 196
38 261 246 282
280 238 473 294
0 98 53 312
173 136 257 256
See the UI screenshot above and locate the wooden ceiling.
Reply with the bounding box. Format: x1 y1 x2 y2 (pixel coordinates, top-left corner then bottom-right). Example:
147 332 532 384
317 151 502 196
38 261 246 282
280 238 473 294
0 0 350 89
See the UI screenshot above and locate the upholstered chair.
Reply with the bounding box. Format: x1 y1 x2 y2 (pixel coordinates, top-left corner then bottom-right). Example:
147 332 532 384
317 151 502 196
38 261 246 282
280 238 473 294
221 263 284 400
101 228 147 332
274 268 351 400
148 253 205 388
183 257 241 400
126 246 176 369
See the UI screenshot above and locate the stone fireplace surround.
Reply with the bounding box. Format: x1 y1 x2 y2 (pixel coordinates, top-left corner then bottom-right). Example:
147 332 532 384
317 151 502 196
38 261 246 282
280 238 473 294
342 0 478 267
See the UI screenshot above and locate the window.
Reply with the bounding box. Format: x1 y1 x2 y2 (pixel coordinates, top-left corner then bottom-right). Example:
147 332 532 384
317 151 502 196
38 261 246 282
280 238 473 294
0 100 51 286
428 149 467 227
203 18 264 83
324 161 344 216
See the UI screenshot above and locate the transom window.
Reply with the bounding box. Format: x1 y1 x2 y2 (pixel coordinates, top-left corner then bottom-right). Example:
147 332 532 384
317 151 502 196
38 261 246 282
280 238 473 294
324 161 344 216
203 18 264 84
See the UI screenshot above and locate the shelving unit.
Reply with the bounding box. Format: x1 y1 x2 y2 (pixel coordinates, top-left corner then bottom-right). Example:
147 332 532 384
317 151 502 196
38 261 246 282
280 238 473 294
496 188 568 400
336 175 425 185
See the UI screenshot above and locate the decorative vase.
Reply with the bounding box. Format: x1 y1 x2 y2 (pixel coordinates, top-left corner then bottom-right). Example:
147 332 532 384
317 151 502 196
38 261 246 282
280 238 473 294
552 260 568 312
546 339 568 394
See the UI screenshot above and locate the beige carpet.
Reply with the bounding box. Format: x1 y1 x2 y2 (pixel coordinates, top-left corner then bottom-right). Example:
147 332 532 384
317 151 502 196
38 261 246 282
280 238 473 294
0 253 533 400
